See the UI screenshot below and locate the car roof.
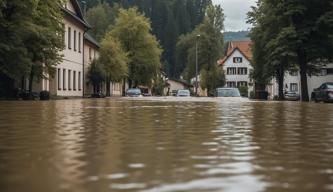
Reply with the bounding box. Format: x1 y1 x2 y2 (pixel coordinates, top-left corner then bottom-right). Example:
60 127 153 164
217 88 238 90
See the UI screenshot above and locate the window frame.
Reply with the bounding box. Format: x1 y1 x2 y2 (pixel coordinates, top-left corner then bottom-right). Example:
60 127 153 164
233 57 243 63
74 30 77 51
68 70 72 90
63 69 66 90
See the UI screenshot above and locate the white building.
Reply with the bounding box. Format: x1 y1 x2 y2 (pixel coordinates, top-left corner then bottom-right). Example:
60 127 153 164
218 41 254 96
29 0 125 97
269 64 333 99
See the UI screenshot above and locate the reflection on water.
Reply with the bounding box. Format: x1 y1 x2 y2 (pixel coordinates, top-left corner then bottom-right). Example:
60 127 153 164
0 98 333 192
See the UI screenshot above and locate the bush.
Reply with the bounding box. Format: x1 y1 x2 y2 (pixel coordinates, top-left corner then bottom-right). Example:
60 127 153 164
40 91 50 100
238 86 248 97
249 91 255 99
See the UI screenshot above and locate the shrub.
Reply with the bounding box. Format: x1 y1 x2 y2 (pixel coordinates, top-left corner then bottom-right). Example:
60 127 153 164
238 86 249 97
40 91 50 100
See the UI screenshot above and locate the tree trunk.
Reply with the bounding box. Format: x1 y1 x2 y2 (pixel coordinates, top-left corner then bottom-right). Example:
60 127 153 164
128 78 132 89
122 78 126 96
298 50 309 102
106 80 111 97
28 69 34 95
277 68 285 101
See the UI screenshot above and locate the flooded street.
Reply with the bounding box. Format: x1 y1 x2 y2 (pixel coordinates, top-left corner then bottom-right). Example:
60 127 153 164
0 98 333 192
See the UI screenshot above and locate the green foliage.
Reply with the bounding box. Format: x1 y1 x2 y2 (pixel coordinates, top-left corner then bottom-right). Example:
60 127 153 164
178 4 225 94
152 77 165 96
238 86 248 97
87 59 105 90
84 0 211 78
110 8 162 87
99 34 128 82
86 2 119 41
248 0 333 101
200 65 225 96
0 0 64 94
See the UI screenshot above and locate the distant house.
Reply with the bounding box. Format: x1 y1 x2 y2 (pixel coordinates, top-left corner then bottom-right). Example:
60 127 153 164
165 79 192 96
218 41 254 96
269 65 333 99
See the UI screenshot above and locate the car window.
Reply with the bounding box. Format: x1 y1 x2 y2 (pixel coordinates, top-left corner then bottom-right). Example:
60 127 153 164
327 84 333 89
216 89 241 97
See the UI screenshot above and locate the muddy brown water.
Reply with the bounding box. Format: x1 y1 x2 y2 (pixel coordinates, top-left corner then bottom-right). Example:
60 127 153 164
0 98 332 192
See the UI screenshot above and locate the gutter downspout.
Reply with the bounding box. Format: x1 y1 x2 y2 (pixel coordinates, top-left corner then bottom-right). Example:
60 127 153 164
83 30 87 98
82 1 87 98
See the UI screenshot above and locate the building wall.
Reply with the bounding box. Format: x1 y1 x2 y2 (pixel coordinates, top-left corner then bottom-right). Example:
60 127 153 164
222 50 254 96
168 80 186 92
53 17 85 97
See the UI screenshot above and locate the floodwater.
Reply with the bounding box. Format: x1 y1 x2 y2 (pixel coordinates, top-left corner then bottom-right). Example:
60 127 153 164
0 97 333 192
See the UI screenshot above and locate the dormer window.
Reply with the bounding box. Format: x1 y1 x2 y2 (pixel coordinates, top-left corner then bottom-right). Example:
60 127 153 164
233 57 242 63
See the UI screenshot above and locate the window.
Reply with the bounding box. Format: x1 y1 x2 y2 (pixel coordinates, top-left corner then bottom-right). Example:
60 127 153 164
227 81 236 88
68 70 71 90
73 71 76 90
290 83 298 92
78 32 81 53
74 30 77 51
290 71 298 76
63 69 66 90
227 67 237 75
238 68 248 75
233 57 243 63
57 68 61 90
78 72 81 90
327 68 333 75
62 24 65 46
89 48 92 61
237 81 248 87
68 27 71 49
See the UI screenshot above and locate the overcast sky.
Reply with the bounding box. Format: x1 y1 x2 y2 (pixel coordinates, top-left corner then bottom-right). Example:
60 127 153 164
212 0 257 31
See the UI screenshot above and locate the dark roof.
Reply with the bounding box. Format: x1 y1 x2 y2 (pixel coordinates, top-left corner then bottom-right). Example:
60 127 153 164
84 33 100 48
62 0 91 29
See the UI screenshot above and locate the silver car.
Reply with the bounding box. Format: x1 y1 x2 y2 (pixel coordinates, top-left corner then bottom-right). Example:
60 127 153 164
215 88 241 97
176 89 191 97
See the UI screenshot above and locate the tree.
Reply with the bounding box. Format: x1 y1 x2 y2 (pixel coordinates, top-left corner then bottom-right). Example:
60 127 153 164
110 8 162 88
84 0 210 78
87 59 105 94
248 0 333 101
0 0 36 93
86 2 119 41
248 0 297 100
25 0 64 95
0 0 64 97
178 4 225 95
98 33 128 96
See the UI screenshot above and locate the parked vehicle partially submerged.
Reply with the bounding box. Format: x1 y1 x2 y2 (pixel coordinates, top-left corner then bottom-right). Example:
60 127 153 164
126 88 142 97
284 91 300 101
215 88 241 97
176 89 191 97
311 82 333 103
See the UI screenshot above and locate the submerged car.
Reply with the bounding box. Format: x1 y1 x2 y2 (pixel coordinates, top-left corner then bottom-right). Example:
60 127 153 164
284 91 300 101
215 88 241 97
311 82 333 103
126 88 142 97
176 89 191 97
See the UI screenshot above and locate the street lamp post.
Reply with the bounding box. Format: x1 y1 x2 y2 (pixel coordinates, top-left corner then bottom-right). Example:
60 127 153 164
195 34 200 96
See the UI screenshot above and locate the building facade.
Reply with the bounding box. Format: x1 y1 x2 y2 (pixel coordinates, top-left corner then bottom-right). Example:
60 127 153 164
218 41 254 96
29 0 125 98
